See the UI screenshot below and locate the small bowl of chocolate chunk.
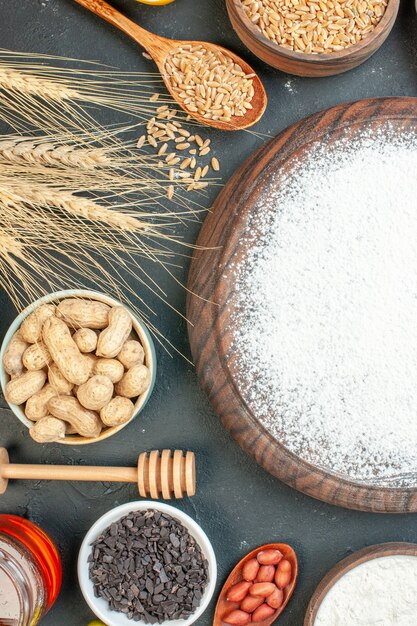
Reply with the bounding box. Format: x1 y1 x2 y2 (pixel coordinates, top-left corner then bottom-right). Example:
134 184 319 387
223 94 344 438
78 502 217 626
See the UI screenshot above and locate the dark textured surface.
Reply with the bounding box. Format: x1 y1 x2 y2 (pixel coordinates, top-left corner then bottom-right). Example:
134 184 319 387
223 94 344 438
0 1 416 625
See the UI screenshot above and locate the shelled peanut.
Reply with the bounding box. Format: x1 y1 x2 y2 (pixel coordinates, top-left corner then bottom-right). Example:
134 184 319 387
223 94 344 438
3 298 151 443
223 550 293 625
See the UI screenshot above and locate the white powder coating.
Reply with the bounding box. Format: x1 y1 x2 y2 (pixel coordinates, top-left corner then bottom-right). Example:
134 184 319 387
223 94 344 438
314 555 417 625
229 125 417 485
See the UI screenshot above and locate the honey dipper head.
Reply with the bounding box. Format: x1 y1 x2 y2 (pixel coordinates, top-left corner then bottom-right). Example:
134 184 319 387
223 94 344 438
137 450 196 499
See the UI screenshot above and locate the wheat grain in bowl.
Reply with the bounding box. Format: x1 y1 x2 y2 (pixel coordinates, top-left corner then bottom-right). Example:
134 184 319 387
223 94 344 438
164 44 255 122
241 0 388 53
0 290 156 445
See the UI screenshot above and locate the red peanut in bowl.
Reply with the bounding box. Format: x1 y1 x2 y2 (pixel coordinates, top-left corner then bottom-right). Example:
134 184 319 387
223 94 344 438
214 543 298 626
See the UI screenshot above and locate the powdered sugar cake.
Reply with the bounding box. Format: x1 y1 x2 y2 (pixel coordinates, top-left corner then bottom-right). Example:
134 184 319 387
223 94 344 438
187 98 417 513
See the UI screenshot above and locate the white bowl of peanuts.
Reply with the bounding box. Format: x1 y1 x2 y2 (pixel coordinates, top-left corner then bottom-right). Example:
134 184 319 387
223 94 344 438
0 290 156 445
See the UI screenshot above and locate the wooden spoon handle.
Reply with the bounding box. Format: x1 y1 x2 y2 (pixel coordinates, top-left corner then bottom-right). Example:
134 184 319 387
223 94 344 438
1 463 138 483
73 0 171 58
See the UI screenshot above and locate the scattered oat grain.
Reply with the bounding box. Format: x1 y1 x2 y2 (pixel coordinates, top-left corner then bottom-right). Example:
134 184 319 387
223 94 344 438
180 158 191 170
211 157 220 171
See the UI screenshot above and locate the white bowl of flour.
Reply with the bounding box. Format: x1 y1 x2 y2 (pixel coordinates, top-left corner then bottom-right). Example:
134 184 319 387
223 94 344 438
306 543 417 626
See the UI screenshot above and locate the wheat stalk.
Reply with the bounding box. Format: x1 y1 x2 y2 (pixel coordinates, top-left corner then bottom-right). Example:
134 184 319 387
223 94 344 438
1 183 163 233
0 67 80 101
0 184 203 262
0 231 24 260
0 138 112 169
0 52 222 358
0 192 193 358
0 51 266 143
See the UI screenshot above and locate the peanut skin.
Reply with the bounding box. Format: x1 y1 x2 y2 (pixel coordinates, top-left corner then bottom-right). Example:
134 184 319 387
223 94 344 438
274 560 292 589
250 583 277 597
227 581 252 603
242 558 260 582
77 375 113 411
29 416 66 443
65 422 78 435
252 604 275 622
257 550 283 566
257 565 275 583
25 384 57 420
20 304 55 343
2 330 29 376
56 298 110 329
223 610 251 626
73 328 98 353
117 340 144 369
84 353 99 378
115 363 151 399
97 306 132 359
22 341 52 371
100 396 134 427
48 395 102 438
94 358 124 383
42 317 90 385
48 363 74 395
5 370 47 405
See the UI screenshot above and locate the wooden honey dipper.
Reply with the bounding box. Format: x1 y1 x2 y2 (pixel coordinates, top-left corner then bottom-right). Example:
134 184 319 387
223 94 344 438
0 448 195 499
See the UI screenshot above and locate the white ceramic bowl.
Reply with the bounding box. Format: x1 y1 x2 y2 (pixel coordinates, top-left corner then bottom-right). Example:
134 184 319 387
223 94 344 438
78 501 217 626
0 289 157 445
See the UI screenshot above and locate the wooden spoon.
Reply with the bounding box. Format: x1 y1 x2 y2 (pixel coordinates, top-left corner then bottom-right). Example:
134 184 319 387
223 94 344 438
214 543 298 626
73 0 267 130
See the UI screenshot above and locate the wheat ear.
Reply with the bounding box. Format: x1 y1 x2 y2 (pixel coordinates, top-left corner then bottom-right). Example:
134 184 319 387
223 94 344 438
0 68 80 101
0 139 112 169
1 184 163 233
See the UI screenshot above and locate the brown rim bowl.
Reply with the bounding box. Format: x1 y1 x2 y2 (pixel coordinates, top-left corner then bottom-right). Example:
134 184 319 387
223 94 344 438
304 542 417 624
0 289 157 445
225 0 399 77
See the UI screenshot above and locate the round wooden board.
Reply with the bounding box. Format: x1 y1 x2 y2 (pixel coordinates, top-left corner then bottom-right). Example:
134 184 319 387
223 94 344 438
304 542 417 624
187 97 417 514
